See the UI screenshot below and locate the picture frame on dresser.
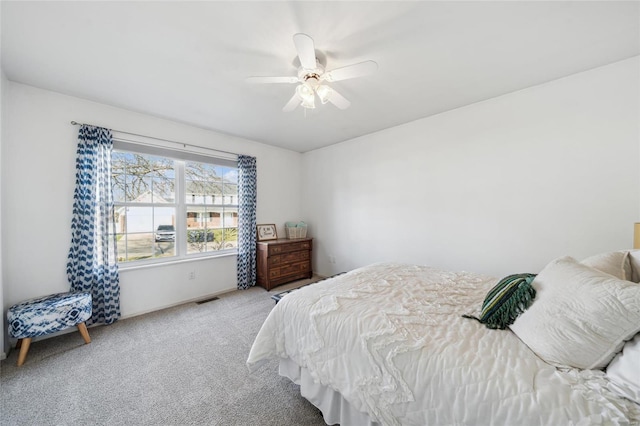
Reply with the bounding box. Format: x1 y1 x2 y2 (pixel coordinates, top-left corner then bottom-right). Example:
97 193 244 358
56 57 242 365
256 224 278 241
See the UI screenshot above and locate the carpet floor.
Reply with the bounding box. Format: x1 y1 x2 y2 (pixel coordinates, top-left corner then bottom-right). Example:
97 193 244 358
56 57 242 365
0 278 327 426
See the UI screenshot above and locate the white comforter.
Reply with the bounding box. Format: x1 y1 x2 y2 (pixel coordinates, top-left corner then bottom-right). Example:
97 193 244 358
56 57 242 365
247 263 639 425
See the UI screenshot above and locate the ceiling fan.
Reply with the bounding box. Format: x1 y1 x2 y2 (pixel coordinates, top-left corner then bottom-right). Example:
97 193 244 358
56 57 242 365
246 33 378 112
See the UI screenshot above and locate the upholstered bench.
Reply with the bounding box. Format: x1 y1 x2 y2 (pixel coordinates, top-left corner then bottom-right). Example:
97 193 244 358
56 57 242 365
7 292 92 366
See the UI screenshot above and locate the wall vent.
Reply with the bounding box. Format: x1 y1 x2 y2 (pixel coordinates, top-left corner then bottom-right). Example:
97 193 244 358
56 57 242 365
196 296 220 305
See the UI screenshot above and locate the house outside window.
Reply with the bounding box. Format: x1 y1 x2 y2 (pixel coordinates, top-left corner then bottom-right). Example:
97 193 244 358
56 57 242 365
185 160 238 254
112 143 238 264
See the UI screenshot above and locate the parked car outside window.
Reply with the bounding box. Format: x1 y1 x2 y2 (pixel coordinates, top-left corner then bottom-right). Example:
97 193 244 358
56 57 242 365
155 225 175 242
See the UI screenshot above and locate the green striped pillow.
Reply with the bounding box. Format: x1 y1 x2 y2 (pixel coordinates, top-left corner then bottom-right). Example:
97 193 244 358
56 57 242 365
464 273 537 329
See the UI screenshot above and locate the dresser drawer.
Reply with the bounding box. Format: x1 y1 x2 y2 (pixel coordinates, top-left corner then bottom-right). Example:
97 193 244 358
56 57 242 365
279 261 310 277
269 245 284 255
269 250 309 266
269 268 281 279
269 261 310 279
268 240 312 255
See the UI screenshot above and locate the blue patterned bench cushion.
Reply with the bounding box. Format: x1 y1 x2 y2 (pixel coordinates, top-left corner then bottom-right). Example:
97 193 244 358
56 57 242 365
7 292 92 339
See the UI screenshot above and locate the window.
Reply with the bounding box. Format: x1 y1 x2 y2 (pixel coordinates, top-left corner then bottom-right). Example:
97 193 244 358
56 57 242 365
112 143 238 264
185 160 238 255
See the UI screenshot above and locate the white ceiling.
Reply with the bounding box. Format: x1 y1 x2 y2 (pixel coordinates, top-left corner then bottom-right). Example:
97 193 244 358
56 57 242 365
2 1 639 153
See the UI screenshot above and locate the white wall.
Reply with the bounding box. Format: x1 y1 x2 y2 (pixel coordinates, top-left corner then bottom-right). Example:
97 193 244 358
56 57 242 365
3 56 638 348
302 57 640 278
0 69 7 357
2 82 302 324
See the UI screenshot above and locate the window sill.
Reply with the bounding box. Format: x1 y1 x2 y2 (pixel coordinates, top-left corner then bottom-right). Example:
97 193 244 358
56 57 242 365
118 251 237 272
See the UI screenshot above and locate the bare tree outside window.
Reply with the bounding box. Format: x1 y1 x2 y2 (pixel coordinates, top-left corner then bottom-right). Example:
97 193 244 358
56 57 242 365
112 150 238 264
112 153 175 203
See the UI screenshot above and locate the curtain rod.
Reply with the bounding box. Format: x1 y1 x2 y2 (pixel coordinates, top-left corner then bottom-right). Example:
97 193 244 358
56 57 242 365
70 121 239 159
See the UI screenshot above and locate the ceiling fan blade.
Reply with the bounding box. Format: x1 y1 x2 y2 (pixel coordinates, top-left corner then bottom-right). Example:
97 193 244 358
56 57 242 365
246 76 299 84
324 60 378 82
293 33 317 70
282 93 302 112
327 88 351 110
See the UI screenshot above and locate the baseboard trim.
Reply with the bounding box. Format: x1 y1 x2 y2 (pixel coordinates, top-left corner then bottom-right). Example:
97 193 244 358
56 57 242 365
120 287 237 320
3 288 237 348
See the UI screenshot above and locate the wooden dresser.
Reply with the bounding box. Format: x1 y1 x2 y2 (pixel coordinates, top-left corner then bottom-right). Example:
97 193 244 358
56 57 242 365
256 238 312 290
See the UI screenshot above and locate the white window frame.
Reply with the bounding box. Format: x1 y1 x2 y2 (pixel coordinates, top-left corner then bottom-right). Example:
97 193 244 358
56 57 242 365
113 140 239 268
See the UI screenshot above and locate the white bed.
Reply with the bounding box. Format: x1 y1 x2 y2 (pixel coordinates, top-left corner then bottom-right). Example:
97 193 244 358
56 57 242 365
247 259 640 425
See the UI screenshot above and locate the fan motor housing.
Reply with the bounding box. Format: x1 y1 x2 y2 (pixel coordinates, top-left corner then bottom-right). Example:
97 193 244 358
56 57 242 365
298 63 325 84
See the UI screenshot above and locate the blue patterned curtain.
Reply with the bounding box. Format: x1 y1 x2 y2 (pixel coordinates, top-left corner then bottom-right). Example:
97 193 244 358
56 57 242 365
237 155 257 289
67 125 120 325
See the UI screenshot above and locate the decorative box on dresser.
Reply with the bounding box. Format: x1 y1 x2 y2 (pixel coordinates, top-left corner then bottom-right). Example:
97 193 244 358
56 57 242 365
256 238 313 290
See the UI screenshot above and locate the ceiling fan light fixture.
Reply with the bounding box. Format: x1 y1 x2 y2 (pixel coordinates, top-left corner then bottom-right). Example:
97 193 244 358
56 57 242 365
296 83 316 109
316 85 332 104
301 96 315 109
247 33 378 112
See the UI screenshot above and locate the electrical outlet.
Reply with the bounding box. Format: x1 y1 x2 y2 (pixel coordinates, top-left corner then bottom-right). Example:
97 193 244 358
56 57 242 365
188 271 196 280
329 256 336 264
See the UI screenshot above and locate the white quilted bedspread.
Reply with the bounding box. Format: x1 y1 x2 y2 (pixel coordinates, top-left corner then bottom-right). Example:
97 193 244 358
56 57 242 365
247 263 639 425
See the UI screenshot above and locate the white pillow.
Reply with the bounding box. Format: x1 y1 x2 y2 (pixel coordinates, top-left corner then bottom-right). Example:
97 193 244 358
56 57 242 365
606 333 640 404
509 256 640 369
627 250 640 283
581 251 630 280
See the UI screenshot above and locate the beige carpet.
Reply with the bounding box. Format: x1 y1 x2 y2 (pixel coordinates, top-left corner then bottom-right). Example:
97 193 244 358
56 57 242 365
1 277 327 426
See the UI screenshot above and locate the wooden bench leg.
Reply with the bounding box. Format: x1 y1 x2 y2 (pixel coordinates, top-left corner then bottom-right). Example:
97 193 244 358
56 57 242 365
16 338 31 367
77 322 91 344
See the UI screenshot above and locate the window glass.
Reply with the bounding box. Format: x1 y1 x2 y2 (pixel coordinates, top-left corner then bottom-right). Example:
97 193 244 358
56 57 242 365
112 148 237 265
184 161 239 255
114 209 177 262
